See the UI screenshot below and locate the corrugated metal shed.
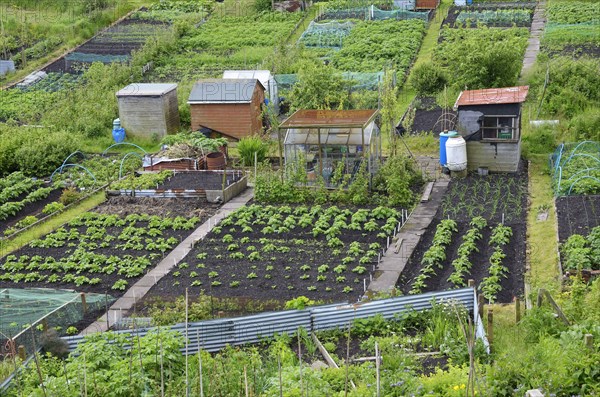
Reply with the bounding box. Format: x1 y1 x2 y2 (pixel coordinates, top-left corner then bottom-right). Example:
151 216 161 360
280 109 379 129
454 86 529 108
188 79 265 104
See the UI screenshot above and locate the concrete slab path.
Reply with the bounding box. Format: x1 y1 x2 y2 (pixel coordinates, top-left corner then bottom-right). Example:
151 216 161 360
521 1 546 77
81 188 254 334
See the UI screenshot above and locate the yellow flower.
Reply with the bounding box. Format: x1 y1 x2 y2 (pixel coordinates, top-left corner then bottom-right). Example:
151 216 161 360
461 384 466 389
453 385 459 391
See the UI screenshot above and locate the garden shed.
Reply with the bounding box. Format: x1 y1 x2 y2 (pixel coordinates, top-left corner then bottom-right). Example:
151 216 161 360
116 83 180 138
188 78 265 141
223 70 279 114
280 109 381 187
454 86 529 173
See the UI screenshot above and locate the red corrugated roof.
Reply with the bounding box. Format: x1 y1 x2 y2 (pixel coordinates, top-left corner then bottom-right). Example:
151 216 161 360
279 109 378 129
454 86 529 108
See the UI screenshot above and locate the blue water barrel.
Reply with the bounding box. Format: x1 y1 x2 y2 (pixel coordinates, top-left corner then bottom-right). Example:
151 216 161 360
112 127 125 143
439 131 458 166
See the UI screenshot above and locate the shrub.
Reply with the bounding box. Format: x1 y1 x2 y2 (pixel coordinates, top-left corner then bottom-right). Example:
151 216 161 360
409 62 447 96
237 135 270 166
59 188 81 206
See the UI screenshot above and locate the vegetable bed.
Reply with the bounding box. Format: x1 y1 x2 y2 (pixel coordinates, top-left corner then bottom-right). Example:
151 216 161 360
0 199 219 295
444 5 535 28
397 170 527 303
145 204 403 303
555 195 600 243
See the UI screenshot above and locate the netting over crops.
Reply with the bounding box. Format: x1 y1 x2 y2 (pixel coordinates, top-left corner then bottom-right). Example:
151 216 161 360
456 9 532 25
298 21 355 48
275 71 384 91
544 22 600 45
318 5 429 21
0 289 113 356
550 141 600 196
65 52 130 64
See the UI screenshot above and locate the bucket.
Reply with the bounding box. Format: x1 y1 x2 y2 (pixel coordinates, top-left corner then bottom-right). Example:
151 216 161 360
206 152 226 170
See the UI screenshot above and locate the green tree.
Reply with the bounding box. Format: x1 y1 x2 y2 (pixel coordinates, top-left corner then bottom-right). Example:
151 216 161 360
289 61 349 111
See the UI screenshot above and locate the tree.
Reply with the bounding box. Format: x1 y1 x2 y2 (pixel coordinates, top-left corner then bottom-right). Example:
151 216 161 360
289 61 349 111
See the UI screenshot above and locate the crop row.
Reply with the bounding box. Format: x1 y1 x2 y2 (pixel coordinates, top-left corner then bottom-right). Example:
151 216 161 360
456 9 533 26
409 219 458 295
480 224 512 303
447 216 487 288
0 212 199 292
331 19 426 74
0 172 55 221
561 226 600 272
150 204 400 300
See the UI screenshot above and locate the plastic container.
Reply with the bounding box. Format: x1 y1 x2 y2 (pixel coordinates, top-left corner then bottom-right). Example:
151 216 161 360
445 135 468 172
113 118 121 129
112 128 125 143
439 131 458 166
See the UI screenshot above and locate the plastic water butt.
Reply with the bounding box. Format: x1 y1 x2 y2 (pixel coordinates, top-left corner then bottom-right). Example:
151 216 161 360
439 131 458 166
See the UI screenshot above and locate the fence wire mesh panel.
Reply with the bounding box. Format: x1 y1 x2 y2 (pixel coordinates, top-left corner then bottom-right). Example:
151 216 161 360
298 20 355 48
0 289 112 358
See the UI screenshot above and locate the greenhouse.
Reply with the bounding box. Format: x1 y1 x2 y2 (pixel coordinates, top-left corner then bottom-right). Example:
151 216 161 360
280 109 381 187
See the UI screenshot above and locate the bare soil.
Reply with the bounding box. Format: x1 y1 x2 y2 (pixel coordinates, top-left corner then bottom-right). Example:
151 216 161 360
555 195 600 242
0 188 62 234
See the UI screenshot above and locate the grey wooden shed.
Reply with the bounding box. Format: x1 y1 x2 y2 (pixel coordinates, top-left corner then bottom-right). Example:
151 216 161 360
116 83 180 138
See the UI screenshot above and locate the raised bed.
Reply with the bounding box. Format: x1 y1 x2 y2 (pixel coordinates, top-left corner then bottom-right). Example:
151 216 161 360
143 204 404 305
397 168 528 303
108 171 247 203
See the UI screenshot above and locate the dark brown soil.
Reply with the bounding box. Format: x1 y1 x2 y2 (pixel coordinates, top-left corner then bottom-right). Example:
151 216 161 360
0 199 219 297
397 167 528 303
543 44 600 60
0 188 62 234
157 171 244 191
409 97 456 136
555 195 600 242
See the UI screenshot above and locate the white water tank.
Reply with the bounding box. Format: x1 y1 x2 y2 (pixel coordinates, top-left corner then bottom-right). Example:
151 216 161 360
445 135 467 171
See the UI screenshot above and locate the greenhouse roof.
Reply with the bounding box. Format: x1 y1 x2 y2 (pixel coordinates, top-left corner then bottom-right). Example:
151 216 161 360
284 121 376 146
280 109 378 129
454 86 529 108
188 79 265 104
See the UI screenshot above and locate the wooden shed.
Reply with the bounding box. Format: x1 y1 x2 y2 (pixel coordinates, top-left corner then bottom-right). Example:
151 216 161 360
415 0 440 10
454 86 529 173
116 83 180 138
188 79 265 141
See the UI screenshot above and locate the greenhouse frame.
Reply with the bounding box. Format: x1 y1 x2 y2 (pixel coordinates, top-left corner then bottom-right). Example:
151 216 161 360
280 109 381 188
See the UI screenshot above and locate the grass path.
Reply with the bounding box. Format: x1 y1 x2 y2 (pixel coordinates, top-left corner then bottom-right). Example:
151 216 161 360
0 192 106 256
526 155 561 294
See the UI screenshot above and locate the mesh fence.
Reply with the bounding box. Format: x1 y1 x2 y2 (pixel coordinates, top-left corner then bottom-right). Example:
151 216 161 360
275 71 384 90
456 9 532 25
550 141 600 196
318 5 428 21
65 52 131 64
298 20 355 48
0 289 113 357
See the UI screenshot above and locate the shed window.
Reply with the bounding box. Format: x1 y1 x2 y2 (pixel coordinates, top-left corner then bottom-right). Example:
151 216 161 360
482 116 517 140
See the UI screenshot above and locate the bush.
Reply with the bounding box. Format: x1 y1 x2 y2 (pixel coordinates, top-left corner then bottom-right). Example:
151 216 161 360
568 108 600 141
59 188 81 206
409 62 447 96
254 0 272 12
522 125 558 156
372 155 422 208
237 135 270 166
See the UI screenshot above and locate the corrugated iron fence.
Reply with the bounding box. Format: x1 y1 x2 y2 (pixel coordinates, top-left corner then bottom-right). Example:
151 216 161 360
62 287 480 354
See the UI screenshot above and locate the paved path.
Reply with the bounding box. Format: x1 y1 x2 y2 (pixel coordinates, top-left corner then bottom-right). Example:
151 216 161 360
521 1 546 77
368 156 449 295
81 189 254 334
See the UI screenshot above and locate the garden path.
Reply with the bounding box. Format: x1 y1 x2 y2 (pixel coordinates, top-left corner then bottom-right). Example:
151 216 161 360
367 156 449 295
81 188 254 335
521 0 547 77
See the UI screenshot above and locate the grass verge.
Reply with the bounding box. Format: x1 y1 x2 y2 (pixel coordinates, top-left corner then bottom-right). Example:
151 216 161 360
0 192 106 257
526 154 560 295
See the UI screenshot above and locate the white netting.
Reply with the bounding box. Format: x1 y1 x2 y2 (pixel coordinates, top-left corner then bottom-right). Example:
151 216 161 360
298 20 355 48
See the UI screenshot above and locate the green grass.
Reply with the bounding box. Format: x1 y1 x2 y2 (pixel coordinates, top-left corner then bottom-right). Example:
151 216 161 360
0 192 106 256
526 155 561 295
